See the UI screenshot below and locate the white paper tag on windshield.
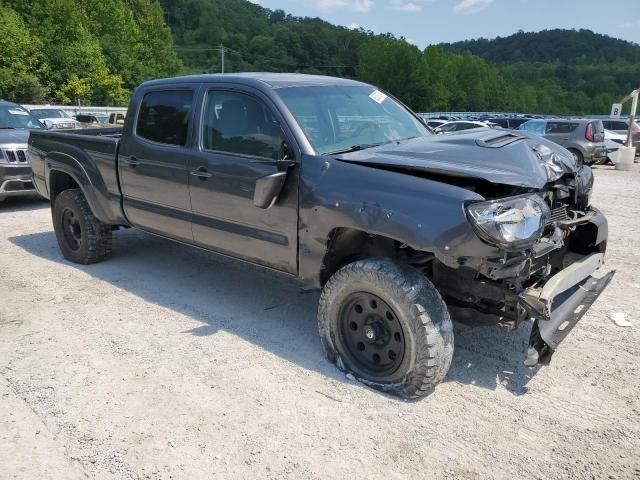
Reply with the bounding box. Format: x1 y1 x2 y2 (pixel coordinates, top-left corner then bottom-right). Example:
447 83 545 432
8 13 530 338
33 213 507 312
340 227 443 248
9 109 28 115
369 90 387 104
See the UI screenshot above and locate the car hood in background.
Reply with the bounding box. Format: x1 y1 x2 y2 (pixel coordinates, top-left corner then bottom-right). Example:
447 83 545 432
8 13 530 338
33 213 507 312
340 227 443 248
335 129 579 189
0 129 31 145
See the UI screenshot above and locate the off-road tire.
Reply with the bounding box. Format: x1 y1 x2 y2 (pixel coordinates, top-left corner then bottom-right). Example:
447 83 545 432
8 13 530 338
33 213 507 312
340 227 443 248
318 258 454 399
52 188 112 264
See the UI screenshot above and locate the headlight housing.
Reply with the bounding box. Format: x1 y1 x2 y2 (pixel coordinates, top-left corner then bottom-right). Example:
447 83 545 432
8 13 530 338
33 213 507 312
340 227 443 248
466 194 550 247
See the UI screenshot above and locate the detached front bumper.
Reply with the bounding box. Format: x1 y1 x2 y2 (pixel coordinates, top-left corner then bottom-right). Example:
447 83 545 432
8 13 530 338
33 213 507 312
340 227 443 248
520 252 614 366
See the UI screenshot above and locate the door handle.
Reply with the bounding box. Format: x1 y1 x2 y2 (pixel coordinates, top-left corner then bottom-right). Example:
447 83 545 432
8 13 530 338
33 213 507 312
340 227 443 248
190 166 213 180
123 156 138 167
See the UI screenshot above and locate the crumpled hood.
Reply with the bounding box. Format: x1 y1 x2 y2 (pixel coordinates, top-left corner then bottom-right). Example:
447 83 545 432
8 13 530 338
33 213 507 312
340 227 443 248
0 129 30 145
335 128 579 189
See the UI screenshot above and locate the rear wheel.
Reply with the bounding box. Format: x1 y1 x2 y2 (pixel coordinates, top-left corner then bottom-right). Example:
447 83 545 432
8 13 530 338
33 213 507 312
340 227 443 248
318 258 454 399
52 189 112 264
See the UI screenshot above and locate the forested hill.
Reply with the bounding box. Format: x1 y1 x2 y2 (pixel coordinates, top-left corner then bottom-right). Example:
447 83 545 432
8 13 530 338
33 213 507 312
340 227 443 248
2 0 638 115
160 0 362 77
441 29 640 64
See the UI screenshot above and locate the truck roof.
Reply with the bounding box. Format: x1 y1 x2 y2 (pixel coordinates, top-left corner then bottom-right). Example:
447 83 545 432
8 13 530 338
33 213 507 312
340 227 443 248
139 72 366 90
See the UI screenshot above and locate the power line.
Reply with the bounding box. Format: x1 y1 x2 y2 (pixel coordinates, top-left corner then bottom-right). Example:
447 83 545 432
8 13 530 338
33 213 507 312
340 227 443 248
172 45 355 71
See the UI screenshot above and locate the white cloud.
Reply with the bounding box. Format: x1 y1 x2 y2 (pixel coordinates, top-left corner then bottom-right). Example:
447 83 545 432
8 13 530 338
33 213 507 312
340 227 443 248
353 0 375 12
313 0 374 12
622 19 640 29
392 0 422 12
453 0 493 15
347 23 361 29
315 0 348 8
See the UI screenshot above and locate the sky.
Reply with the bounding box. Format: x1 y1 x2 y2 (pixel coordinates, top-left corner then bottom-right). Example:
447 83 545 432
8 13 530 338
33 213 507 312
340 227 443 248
254 0 640 48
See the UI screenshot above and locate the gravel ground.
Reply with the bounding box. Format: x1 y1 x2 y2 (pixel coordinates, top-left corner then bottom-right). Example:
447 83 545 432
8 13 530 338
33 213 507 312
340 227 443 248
1 166 639 480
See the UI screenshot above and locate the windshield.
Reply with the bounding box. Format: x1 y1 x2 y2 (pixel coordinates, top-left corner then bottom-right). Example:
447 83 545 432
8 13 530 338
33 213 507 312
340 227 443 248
0 105 44 129
276 86 429 155
31 109 69 119
519 120 546 135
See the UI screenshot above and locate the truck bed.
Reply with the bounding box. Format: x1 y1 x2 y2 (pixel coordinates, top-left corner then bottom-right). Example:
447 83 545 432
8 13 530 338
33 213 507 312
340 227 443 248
28 127 127 225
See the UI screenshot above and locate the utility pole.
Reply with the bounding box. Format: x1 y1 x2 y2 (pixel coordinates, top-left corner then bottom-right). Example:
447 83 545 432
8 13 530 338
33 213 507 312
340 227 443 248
615 87 640 147
626 90 638 147
221 44 224 74
613 88 639 171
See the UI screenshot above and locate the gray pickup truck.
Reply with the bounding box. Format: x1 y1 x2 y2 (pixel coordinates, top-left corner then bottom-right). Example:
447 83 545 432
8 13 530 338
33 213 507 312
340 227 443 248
28 73 613 398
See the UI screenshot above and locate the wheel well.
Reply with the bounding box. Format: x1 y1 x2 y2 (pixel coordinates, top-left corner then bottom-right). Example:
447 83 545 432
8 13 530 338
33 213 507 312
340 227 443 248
320 228 433 285
49 170 79 202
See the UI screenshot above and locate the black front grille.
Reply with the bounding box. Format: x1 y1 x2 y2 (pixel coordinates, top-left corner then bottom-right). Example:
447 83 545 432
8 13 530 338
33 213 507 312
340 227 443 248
550 205 569 223
2 149 28 163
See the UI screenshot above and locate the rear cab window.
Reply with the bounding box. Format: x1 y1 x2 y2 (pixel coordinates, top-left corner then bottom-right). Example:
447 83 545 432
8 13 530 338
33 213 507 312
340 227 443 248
136 90 193 146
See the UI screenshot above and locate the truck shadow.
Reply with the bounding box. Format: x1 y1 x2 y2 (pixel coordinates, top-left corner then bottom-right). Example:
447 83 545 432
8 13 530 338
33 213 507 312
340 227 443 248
9 228 539 396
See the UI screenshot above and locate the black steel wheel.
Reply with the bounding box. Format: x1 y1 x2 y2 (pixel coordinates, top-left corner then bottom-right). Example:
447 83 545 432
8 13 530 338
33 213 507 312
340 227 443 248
61 208 83 251
52 189 112 264
338 292 405 377
319 258 454 399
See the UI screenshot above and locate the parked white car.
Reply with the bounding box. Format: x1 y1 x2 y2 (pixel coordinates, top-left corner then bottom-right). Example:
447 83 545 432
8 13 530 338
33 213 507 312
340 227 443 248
433 120 495 134
28 108 81 130
604 129 627 164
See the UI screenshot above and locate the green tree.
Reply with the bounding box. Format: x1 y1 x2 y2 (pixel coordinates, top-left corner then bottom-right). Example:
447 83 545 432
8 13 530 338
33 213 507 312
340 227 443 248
0 5 46 102
357 36 425 108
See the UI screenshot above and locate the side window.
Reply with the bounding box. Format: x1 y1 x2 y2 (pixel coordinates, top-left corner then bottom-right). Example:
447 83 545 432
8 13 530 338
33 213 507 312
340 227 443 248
136 90 193 146
609 121 627 130
546 122 576 134
202 90 284 160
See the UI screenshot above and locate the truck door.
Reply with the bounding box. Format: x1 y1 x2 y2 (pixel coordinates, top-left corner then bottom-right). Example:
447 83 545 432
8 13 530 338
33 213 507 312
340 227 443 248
118 88 195 242
187 87 299 274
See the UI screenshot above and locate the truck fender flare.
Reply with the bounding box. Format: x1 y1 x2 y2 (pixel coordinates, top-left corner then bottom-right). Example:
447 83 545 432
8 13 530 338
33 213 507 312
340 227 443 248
45 151 112 224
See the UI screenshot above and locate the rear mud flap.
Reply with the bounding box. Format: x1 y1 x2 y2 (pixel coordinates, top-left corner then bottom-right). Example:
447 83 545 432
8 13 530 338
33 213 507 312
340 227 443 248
519 253 614 366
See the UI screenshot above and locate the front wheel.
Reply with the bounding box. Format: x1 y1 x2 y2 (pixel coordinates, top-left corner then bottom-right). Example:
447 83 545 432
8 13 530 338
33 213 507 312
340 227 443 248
52 189 112 264
318 258 454 399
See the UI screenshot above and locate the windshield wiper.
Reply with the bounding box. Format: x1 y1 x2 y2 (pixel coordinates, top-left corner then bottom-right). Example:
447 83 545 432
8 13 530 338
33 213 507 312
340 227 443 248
326 143 384 155
0 127 16 129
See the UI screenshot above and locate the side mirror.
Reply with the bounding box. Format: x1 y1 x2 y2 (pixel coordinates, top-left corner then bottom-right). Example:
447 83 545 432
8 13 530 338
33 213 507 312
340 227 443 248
254 171 287 209
253 141 294 209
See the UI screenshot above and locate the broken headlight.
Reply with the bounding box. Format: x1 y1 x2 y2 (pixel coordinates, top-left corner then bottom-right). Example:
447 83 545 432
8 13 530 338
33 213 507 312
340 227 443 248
466 194 550 247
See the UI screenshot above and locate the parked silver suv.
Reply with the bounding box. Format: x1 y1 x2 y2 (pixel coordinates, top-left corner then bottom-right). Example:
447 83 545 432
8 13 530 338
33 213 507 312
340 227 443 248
519 118 606 165
0 101 45 201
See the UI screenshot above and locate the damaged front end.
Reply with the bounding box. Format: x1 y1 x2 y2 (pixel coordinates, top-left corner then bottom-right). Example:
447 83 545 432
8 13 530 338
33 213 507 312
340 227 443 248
434 166 614 367
520 251 614 366
334 129 614 366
